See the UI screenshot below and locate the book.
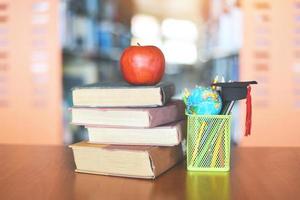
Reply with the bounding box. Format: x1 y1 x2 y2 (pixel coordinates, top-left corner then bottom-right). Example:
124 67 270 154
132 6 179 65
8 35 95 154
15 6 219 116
86 120 186 146
72 82 175 107
69 141 184 179
71 100 185 128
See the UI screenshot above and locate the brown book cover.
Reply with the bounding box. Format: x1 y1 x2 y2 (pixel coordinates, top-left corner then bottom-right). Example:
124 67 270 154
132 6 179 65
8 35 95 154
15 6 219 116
69 141 184 179
71 100 186 128
72 81 175 107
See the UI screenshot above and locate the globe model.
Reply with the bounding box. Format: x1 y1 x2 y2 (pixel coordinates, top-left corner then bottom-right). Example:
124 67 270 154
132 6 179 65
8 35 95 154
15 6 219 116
186 86 222 115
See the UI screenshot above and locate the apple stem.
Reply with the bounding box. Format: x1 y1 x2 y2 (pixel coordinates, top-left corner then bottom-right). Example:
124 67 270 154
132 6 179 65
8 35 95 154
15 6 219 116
137 42 141 46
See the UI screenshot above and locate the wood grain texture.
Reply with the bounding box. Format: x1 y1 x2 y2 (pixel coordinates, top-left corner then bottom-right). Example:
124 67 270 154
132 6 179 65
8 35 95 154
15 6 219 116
0 145 300 200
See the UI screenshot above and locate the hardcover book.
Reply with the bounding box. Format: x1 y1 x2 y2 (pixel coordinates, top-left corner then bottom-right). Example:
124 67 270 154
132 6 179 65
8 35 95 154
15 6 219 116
71 100 185 128
86 120 186 146
72 82 175 107
69 141 184 179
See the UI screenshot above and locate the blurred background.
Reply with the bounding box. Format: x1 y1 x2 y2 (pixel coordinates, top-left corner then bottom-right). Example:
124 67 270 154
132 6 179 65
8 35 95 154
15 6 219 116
0 0 299 146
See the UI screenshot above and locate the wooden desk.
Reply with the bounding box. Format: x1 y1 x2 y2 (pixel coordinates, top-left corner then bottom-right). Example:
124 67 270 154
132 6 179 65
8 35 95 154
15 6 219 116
0 145 299 200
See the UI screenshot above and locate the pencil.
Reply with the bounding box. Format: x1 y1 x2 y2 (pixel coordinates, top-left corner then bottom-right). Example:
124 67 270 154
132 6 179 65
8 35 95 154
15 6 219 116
210 127 224 167
191 122 206 166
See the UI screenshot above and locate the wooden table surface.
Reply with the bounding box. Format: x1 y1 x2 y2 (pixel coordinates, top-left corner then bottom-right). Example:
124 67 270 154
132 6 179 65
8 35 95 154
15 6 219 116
0 145 300 200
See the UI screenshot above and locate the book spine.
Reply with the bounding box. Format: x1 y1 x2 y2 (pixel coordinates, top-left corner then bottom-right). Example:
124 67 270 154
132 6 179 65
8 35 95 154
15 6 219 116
148 101 185 127
176 120 187 142
149 145 184 177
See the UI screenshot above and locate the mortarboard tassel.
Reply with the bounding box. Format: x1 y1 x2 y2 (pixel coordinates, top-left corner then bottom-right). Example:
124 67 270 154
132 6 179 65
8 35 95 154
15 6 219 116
245 86 252 136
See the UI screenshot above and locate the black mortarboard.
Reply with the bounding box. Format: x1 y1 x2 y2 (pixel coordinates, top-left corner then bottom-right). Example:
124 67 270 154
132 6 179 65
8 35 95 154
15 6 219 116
211 81 258 136
211 81 257 101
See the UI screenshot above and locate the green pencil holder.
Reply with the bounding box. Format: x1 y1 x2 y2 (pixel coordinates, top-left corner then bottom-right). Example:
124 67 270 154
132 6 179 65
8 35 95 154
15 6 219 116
186 114 231 171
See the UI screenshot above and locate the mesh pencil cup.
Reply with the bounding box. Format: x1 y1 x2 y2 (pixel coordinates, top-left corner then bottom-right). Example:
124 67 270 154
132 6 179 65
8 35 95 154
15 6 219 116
186 114 231 171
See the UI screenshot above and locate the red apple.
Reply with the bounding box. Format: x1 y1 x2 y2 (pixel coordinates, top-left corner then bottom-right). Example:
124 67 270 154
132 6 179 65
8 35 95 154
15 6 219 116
120 44 165 85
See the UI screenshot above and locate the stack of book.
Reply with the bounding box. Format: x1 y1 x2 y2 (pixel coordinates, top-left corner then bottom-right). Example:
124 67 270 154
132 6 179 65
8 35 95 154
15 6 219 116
69 82 186 179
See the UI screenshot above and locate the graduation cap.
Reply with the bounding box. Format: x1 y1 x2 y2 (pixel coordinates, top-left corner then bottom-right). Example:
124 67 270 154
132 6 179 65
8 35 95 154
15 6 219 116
212 81 257 101
211 81 258 136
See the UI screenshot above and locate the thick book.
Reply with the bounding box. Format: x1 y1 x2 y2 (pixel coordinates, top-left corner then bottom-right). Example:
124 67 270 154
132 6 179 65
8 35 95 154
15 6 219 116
69 141 184 179
72 82 175 107
71 100 185 128
86 120 186 146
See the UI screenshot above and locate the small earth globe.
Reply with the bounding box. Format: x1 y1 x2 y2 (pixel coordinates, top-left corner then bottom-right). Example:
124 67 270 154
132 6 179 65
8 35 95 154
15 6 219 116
186 87 222 115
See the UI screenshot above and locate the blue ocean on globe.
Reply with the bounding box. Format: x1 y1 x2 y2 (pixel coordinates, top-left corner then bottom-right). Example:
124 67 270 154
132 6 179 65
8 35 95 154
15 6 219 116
186 86 222 115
